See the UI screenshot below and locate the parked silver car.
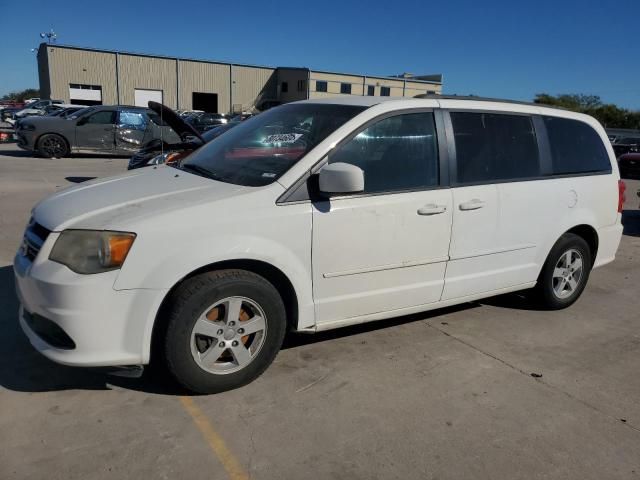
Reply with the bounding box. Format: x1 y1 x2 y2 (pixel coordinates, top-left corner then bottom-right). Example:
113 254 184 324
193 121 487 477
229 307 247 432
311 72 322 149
16 105 180 158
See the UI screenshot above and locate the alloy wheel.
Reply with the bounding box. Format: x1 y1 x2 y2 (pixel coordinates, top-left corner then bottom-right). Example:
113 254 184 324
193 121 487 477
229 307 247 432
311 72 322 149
552 249 584 299
190 296 267 375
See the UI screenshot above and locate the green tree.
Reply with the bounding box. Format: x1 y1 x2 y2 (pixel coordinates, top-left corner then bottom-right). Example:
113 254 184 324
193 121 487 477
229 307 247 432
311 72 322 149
1 88 40 102
533 93 640 129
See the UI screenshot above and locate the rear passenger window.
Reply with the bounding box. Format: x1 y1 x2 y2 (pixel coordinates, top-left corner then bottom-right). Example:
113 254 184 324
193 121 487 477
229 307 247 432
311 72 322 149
451 112 540 184
329 112 439 194
543 117 611 175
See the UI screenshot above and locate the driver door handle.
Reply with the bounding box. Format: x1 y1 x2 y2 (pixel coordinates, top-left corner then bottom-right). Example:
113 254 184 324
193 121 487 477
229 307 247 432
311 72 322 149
417 204 447 216
459 199 485 211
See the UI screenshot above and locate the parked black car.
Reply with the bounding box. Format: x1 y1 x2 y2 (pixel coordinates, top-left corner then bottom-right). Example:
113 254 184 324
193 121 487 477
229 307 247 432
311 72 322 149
16 105 181 158
184 112 229 133
127 102 240 169
618 153 640 179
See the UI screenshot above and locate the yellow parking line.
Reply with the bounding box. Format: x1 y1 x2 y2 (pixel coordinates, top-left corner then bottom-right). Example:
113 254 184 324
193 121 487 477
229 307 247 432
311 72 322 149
179 396 249 480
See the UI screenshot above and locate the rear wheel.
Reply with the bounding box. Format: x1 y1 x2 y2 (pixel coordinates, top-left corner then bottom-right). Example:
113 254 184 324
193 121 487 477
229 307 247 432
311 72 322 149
38 134 69 158
534 233 592 309
162 270 286 394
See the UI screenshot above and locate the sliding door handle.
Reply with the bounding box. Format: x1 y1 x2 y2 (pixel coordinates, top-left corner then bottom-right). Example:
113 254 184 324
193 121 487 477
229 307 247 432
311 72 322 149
459 199 485 211
417 204 447 216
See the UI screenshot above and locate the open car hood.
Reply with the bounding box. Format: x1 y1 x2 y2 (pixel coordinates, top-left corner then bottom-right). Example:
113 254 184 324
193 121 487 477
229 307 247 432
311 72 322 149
148 101 204 144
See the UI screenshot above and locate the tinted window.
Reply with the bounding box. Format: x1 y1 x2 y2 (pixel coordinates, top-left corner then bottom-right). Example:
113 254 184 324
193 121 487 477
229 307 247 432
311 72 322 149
316 81 328 93
83 110 115 125
340 83 352 94
183 104 365 187
380 87 391 96
543 117 611 175
329 112 439 194
451 112 539 183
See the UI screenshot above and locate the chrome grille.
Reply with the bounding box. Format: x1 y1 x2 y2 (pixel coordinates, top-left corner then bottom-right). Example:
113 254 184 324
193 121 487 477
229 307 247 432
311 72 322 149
21 220 51 261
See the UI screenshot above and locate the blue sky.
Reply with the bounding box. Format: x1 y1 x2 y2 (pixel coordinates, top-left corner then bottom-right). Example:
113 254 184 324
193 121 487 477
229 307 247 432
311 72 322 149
1 0 639 109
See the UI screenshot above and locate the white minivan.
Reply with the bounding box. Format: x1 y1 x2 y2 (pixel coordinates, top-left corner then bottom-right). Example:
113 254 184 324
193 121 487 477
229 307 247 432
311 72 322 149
14 96 624 393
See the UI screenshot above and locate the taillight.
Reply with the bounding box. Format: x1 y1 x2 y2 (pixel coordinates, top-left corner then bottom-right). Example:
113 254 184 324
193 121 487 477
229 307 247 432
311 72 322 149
618 180 626 213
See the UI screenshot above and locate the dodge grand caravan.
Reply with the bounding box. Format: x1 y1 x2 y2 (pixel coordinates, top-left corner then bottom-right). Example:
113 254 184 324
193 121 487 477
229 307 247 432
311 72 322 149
14 96 624 393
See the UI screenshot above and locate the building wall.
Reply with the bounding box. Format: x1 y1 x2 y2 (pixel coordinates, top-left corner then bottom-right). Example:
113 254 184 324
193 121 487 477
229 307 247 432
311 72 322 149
231 65 277 113
309 71 366 98
178 60 230 112
117 54 177 108
37 47 51 100
276 68 309 103
44 46 118 104
38 45 443 110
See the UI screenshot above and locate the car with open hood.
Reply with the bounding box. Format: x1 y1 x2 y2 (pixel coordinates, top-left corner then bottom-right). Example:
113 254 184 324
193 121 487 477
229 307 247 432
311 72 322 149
16 104 181 158
14 96 623 394
127 102 240 169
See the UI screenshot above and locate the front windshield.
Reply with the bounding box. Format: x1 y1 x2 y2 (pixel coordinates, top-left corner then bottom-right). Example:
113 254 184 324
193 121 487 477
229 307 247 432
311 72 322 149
182 103 366 186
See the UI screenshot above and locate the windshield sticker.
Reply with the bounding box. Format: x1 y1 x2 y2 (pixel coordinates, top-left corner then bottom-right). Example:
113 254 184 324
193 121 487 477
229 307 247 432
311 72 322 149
262 172 277 178
262 133 303 144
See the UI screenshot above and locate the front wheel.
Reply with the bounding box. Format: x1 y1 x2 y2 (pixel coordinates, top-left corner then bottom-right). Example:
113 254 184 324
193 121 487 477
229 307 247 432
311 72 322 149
162 270 287 394
37 134 69 158
534 233 592 310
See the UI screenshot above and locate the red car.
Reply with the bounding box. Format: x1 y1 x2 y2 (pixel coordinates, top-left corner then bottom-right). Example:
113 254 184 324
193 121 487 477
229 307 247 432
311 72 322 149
618 153 640 179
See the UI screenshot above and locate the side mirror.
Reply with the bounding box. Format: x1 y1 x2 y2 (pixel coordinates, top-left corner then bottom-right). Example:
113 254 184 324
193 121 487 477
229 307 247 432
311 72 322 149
318 162 364 195
76 117 87 126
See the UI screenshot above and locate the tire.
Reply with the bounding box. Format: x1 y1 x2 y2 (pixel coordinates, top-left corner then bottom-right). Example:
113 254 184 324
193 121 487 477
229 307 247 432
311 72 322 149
534 233 592 310
161 269 287 394
37 134 69 158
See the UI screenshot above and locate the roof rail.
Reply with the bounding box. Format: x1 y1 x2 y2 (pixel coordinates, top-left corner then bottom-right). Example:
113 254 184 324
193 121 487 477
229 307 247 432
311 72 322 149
414 94 568 111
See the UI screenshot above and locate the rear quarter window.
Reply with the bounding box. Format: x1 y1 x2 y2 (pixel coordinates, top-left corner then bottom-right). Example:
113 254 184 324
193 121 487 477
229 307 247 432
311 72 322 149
543 117 611 175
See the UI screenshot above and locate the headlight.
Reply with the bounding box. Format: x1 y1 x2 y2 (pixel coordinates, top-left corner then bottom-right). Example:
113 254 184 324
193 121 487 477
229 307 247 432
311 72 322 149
147 151 184 166
49 230 136 274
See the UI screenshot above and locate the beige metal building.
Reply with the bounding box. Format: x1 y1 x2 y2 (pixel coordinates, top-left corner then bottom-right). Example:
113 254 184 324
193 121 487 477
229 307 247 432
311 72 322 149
37 44 442 114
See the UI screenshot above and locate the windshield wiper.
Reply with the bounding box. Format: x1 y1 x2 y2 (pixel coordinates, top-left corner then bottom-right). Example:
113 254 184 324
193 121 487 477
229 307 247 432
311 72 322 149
179 163 229 183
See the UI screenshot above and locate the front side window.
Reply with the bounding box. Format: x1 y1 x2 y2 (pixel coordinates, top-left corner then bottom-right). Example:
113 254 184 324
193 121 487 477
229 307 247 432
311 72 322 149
543 116 611 175
340 83 352 94
316 81 328 93
329 112 439 194
380 86 391 97
119 110 147 130
451 112 540 184
83 110 115 125
182 104 366 187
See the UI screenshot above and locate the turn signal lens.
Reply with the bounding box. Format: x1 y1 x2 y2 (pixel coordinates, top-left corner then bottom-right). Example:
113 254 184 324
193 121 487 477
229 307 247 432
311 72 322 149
100 234 136 268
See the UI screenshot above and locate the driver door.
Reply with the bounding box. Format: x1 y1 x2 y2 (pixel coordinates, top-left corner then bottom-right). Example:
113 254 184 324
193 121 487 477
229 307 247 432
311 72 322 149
312 111 452 325
75 110 116 152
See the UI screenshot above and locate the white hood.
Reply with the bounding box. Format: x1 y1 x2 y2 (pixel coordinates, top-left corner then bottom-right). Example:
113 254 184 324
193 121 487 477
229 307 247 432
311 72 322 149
34 166 251 231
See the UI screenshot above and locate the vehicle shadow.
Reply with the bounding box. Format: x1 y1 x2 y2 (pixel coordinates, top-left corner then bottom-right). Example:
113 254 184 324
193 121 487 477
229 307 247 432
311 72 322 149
0 148 129 160
0 262 483 395
65 176 97 183
622 210 640 237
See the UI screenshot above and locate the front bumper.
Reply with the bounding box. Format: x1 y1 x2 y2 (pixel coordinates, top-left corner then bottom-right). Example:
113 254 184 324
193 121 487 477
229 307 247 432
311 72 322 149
14 244 168 367
16 131 36 151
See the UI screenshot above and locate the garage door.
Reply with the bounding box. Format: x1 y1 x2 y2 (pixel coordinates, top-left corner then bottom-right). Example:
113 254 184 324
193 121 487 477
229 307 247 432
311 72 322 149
134 89 163 108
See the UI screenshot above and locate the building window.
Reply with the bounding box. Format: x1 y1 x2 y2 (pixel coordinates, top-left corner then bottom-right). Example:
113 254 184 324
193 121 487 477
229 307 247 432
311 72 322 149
297 80 307 92
69 83 102 90
367 85 375 96
340 83 352 95
281 82 288 93
316 81 328 93
380 86 391 96
426 90 436 95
